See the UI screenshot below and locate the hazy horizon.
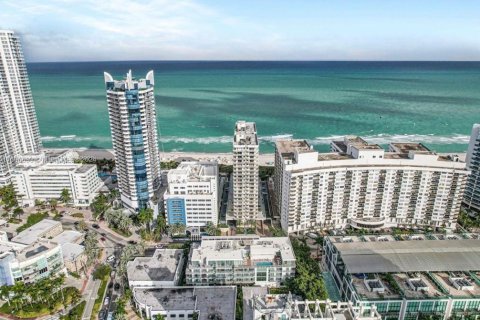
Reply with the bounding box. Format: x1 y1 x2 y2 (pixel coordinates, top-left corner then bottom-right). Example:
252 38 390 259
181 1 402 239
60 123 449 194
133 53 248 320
2 0 479 62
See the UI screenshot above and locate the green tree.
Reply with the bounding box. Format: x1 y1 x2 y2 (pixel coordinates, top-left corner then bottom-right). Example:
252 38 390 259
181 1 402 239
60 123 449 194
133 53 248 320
138 208 154 231
0 184 18 212
13 207 23 220
60 188 72 205
91 193 110 220
205 222 220 236
84 231 99 266
93 264 111 280
169 222 186 236
48 198 58 211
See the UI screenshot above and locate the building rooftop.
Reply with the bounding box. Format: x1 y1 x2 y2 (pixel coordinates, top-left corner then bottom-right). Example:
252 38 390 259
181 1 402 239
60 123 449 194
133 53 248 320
275 140 312 156
133 286 236 320
389 142 431 154
234 121 258 146
127 249 183 283
51 230 83 245
330 236 480 274
190 236 295 266
104 70 154 91
15 240 60 262
61 243 84 261
12 219 62 245
167 161 218 185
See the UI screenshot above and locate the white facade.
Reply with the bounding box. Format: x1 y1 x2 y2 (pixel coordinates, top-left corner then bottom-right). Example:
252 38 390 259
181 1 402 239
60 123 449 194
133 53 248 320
186 235 296 286
0 30 41 185
275 136 469 233
11 163 102 207
465 123 480 211
104 70 161 212
0 236 65 286
164 161 219 227
232 121 259 222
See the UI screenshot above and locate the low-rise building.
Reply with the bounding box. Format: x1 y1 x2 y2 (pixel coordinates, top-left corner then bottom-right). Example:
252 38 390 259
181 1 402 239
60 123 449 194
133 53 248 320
243 286 381 320
11 162 103 207
132 286 236 320
186 235 296 286
164 161 219 227
12 219 63 245
61 242 86 273
127 249 184 288
0 239 65 285
275 136 468 233
323 233 480 320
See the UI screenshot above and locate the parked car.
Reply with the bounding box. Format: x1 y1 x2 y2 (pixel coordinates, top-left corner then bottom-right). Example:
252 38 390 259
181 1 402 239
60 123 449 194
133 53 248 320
92 224 100 229
106 255 115 263
103 296 110 306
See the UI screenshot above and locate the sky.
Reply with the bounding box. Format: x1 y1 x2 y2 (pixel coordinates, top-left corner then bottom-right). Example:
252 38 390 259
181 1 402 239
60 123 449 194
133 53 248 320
1 0 480 62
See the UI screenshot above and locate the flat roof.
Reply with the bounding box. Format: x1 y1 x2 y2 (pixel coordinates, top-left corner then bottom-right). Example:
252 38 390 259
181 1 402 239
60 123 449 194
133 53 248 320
51 230 83 245
234 121 258 146
390 142 431 153
12 219 62 245
62 243 84 261
334 239 480 273
127 249 183 283
133 286 236 320
275 140 311 155
190 236 295 266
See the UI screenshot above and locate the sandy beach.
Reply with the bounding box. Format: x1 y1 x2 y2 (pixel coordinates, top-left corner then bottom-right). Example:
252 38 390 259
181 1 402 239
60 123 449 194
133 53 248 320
45 148 276 166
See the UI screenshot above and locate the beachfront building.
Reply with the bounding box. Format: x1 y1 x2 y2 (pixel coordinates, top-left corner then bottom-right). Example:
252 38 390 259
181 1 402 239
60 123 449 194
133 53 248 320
243 287 381 320
11 162 103 207
465 123 480 211
186 235 296 286
163 161 219 227
323 233 480 320
0 30 42 185
132 286 236 320
275 136 468 233
126 249 184 288
232 121 260 223
104 70 161 213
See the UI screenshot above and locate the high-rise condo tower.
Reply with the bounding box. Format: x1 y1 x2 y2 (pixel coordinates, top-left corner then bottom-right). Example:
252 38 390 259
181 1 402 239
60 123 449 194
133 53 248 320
0 30 42 185
232 121 259 223
104 70 161 212
465 123 480 211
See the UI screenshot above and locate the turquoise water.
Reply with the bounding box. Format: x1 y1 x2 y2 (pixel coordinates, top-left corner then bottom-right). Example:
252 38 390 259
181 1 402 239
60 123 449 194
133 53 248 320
28 61 480 153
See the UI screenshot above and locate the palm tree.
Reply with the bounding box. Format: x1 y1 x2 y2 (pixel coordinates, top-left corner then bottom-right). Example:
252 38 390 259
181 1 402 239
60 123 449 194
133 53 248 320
205 222 220 236
60 188 71 205
169 223 186 236
48 198 58 211
138 208 154 232
84 231 99 265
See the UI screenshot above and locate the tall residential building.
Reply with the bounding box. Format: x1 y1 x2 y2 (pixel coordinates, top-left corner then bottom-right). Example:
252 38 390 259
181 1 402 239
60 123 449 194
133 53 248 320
232 121 259 223
0 30 42 184
104 70 161 212
465 124 480 211
163 161 219 227
275 136 468 233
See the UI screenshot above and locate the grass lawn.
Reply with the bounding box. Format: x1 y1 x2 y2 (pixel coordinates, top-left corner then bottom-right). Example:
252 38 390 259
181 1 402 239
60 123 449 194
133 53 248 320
61 301 86 320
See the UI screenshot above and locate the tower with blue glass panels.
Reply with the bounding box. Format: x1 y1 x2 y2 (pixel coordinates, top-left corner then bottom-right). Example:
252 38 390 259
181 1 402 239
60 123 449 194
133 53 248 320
104 70 161 212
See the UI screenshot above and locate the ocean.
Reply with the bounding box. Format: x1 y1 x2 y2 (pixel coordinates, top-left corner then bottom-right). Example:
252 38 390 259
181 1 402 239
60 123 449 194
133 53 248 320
27 61 480 153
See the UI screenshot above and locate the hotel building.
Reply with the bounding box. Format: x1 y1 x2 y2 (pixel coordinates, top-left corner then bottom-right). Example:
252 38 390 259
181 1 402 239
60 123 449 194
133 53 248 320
232 121 259 223
104 70 161 212
11 162 102 207
275 136 468 233
323 233 480 320
465 123 480 211
163 161 219 227
0 30 42 185
185 235 296 286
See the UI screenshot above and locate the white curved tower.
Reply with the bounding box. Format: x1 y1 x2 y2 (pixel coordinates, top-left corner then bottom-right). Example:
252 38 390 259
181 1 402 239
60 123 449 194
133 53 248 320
104 70 161 212
0 30 42 185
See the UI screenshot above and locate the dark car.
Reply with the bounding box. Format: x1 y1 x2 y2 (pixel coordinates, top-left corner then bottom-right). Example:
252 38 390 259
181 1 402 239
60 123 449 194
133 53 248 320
74 221 79 225
128 240 137 245
101 233 107 237
92 224 100 229
114 283 120 290
108 282 113 289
